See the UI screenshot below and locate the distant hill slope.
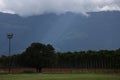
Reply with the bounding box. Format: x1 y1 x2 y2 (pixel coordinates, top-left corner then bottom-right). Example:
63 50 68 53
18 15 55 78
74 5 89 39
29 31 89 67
0 11 120 55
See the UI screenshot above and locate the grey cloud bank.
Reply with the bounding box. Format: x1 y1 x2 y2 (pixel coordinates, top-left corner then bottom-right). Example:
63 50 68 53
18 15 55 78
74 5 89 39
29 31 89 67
0 0 120 16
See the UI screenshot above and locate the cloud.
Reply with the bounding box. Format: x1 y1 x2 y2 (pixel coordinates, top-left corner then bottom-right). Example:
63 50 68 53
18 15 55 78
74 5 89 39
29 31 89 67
0 0 120 16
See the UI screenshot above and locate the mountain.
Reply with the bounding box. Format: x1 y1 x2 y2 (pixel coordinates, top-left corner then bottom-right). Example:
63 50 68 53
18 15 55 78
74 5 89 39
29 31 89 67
0 11 120 55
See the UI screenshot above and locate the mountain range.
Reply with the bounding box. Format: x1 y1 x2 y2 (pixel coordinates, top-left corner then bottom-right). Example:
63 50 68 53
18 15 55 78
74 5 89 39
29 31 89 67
0 11 120 55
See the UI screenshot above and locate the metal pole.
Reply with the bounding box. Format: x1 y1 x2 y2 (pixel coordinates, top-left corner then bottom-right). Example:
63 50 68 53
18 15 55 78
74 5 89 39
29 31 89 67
7 33 13 73
8 38 11 73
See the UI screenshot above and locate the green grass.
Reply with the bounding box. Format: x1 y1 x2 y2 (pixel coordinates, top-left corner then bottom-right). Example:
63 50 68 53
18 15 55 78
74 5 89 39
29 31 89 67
0 73 120 80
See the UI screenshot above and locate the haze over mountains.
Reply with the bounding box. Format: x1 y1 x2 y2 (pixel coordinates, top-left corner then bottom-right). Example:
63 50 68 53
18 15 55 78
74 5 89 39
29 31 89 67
0 11 120 55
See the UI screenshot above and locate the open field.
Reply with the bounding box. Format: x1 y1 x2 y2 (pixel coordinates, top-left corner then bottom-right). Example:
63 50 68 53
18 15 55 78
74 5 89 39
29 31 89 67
0 73 120 80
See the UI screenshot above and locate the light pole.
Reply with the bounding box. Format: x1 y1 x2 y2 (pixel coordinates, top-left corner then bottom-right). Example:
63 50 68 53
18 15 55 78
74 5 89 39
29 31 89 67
7 33 13 73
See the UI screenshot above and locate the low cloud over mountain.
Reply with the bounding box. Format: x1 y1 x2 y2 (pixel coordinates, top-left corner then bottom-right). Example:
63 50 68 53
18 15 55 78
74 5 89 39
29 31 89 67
0 0 120 16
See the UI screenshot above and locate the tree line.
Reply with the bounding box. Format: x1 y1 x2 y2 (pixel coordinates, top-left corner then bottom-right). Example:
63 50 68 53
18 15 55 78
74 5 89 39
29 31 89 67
0 42 120 72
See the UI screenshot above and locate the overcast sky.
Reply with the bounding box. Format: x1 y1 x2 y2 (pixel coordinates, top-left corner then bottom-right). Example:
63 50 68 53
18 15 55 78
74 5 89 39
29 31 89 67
0 0 120 16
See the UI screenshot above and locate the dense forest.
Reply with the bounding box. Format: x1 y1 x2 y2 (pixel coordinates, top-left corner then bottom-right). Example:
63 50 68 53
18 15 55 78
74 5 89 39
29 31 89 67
0 42 120 71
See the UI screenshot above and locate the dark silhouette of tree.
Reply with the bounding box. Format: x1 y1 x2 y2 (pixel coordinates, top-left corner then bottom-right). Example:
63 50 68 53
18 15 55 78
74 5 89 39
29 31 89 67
19 43 55 72
0 55 9 67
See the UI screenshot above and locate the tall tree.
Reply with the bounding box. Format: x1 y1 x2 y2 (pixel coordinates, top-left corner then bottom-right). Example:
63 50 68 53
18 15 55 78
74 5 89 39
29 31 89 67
20 43 55 72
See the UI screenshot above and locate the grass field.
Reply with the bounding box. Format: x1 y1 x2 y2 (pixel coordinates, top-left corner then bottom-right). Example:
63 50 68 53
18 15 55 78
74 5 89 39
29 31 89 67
0 73 120 80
